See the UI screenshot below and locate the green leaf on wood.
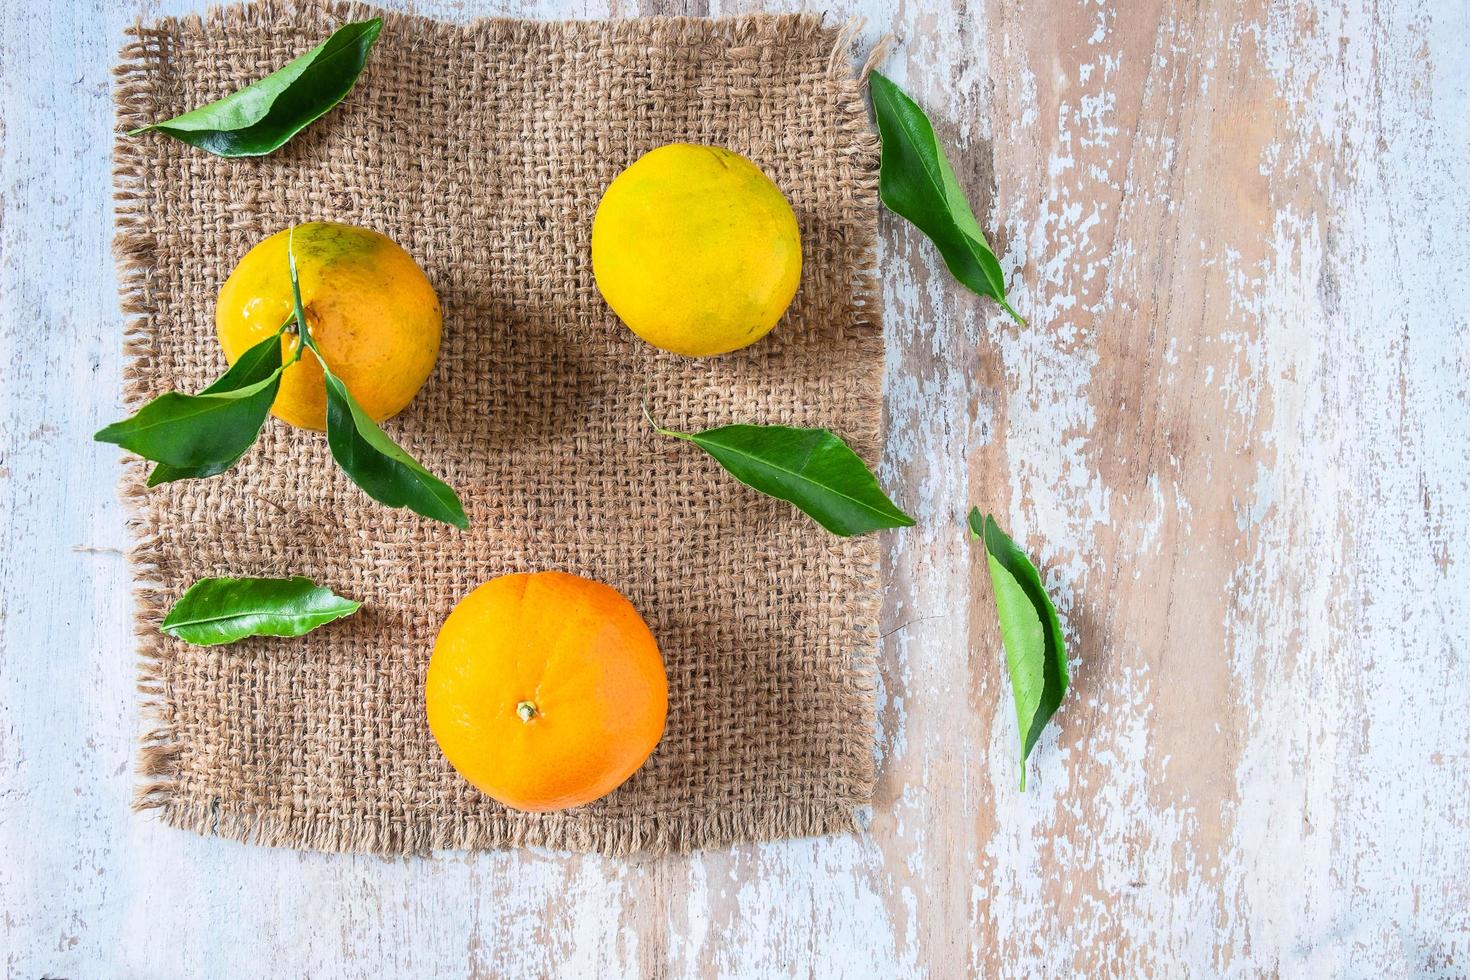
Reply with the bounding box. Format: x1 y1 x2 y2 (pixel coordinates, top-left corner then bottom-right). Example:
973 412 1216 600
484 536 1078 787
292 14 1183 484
129 18 384 158
969 508 1068 790
145 327 287 485
94 330 283 471
161 575 361 646
652 415 914 537
870 71 1023 324
322 370 468 529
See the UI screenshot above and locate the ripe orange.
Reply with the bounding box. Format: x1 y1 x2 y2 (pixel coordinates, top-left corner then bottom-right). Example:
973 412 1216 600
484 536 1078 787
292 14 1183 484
591 143 802 357
425 571 668 812
215 221 441 431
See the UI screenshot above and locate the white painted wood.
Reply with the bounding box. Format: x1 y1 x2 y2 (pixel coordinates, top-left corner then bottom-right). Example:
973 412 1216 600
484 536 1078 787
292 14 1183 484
2 0 1467 976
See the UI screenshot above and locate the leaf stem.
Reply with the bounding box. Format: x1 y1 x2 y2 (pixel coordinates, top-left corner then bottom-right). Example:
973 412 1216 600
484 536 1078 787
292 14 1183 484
286 225 320 355
641 402 694 441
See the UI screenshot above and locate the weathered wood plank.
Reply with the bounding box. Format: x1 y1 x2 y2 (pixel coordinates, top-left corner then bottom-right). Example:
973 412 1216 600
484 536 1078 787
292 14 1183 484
1 0 1467 976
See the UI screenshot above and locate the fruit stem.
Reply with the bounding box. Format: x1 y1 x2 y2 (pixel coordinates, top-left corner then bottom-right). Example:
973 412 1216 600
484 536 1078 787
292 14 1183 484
276 314 308 367
516 700 538 722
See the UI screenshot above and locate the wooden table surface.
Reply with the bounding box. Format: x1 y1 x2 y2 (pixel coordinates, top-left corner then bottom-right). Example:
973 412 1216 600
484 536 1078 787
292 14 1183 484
3 0 1467 976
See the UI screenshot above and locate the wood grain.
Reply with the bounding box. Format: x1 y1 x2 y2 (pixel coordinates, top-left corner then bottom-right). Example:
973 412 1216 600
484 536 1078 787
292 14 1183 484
2 0 1467 975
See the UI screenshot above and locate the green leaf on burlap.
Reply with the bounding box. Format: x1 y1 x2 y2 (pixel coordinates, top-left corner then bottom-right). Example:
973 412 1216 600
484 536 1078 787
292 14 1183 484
94 330 284 473
321 370 469 529
652 416 914 537
129 18 383 158
144 328 287 485
161 575 360 646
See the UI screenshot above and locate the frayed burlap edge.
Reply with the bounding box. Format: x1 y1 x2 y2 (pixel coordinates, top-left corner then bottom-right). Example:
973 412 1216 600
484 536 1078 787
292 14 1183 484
112 0 886 855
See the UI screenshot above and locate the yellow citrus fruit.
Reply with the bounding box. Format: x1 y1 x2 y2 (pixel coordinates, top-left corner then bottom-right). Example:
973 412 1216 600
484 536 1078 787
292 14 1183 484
426 571 669 813
215 222 441 431
591 143 802 357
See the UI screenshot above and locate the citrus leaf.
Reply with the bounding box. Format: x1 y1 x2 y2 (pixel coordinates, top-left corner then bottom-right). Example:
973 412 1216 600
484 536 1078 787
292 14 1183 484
870 72 1023 324
161 575 361 646
322 370 468 529
655 419 914 536
145 328 286 485
969 509 1068 790
94 331 283 470
282 226 465 529
130 18 383 158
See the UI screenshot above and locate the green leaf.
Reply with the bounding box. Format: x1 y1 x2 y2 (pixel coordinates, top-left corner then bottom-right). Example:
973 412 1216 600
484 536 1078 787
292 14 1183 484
94 331 283 470
969 509 1068 790
145 328 286 485
130 18 383 158
870 72 1023 324
322 370 469 529
281 225 465 529
654 418 914 536
160 575 361 646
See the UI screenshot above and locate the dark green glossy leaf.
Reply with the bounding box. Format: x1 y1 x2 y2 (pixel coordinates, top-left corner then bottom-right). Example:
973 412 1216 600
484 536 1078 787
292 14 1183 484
145 329 286 485
161 575 361 646
322 370 468 529
969 509 1068 790
94 331 283 470
870 72 1023 324
284 226 465 529
130 18 383 158
656 420 914 536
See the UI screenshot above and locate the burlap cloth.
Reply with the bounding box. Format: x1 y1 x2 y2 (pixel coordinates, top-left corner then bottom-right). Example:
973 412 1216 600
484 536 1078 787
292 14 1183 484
113 0 883 854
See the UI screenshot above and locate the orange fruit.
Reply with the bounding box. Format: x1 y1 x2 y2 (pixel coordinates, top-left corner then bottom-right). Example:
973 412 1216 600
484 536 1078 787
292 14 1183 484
215 221 442 431
591 143 802 356
425 571 668 812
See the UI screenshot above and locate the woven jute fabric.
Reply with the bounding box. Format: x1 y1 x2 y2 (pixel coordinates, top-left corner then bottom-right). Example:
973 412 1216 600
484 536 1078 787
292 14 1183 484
113 0 883 854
